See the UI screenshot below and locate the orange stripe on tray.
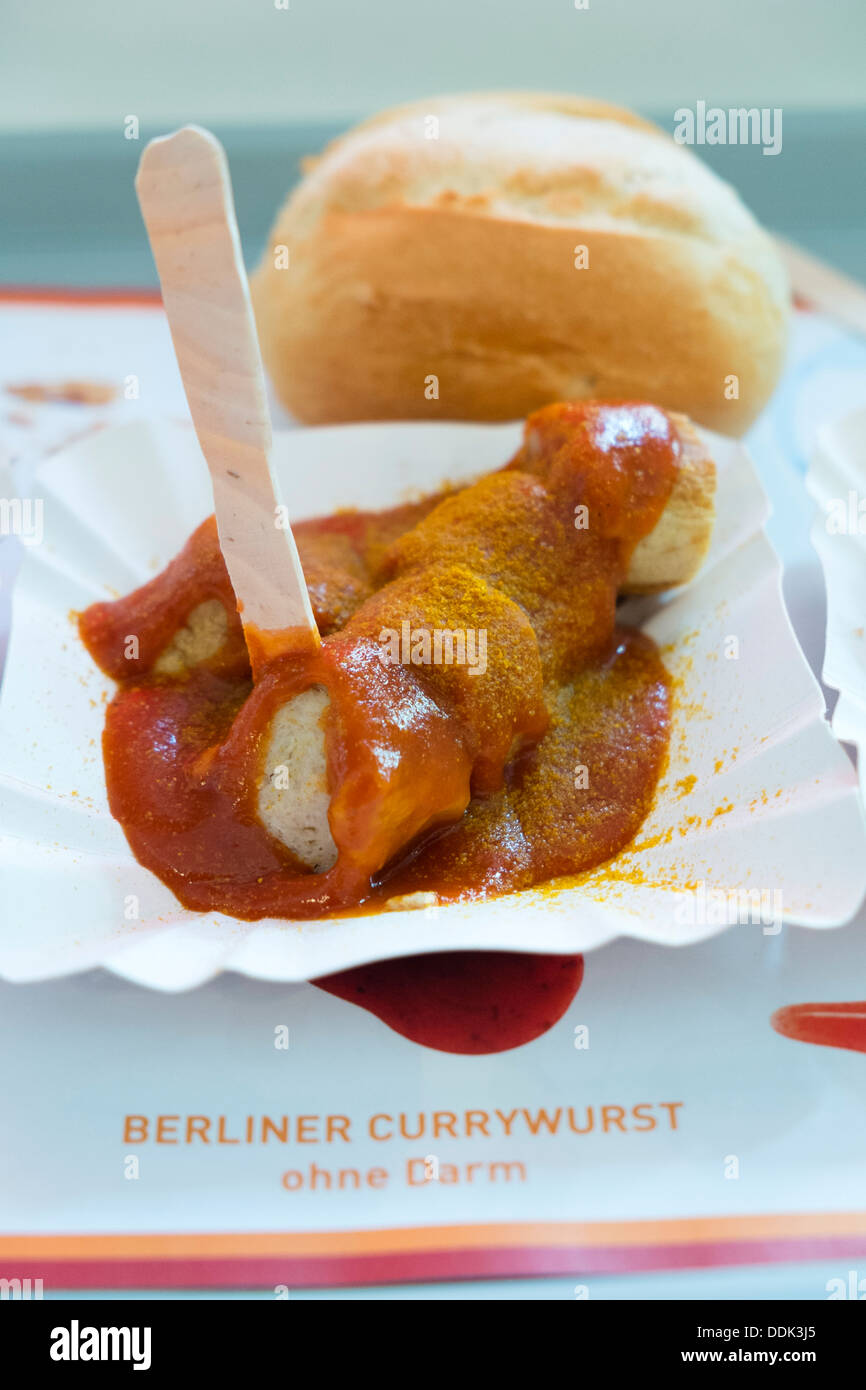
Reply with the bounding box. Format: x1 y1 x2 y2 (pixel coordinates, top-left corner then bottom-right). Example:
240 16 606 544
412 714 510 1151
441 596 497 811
4 1212 866 1261
0 285 162 308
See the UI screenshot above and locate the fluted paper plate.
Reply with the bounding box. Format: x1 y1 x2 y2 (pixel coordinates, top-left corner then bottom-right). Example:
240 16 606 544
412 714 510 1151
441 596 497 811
808 405 866 803
1 418 864 989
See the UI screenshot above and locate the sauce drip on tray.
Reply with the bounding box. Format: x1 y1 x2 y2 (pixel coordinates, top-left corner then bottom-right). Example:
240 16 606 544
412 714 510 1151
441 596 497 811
771 1002 866 1055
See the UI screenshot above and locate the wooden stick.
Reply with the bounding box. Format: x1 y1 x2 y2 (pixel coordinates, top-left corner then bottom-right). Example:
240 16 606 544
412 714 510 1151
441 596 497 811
135 126 319 670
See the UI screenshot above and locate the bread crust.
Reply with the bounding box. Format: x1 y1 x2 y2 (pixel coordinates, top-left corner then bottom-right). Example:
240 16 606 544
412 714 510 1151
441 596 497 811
253 92 788 435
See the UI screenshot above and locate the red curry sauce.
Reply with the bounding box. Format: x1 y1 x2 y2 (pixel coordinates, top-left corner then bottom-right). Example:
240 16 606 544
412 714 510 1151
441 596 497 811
79 402 676 922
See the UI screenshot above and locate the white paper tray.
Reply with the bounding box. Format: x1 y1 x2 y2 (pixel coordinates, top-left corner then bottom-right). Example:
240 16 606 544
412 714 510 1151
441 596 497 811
808 406 866 802
1 417 864 989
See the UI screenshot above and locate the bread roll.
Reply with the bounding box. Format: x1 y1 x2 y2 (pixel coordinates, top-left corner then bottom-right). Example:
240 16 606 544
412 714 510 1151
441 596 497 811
252 92 789 436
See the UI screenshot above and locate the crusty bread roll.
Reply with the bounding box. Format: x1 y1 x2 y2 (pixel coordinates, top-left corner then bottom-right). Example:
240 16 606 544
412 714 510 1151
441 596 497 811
252 92 789 436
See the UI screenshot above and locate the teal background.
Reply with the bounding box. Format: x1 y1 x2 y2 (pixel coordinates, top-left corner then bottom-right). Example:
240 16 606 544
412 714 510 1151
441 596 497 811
0 111 863 289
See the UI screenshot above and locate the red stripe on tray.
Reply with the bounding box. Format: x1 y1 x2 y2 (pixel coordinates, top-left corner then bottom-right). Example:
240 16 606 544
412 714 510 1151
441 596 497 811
5 1226 866 1289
